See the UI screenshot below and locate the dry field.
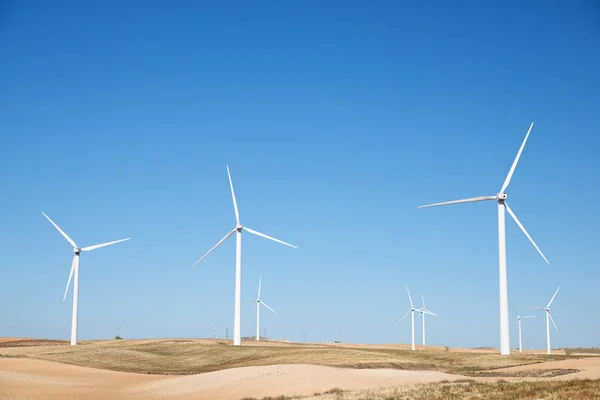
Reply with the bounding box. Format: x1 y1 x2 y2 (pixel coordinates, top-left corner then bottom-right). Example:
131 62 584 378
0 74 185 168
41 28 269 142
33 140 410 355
1 338 599 399
304 379 600 400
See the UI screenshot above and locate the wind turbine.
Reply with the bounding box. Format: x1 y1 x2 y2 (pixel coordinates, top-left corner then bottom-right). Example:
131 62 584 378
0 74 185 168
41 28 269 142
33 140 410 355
418 122 549 355
192 166 297 346
416 294 437 346
513 309 535 353
249 276 277 342
42 213 130 346
396 286 424 350
526 287 560 355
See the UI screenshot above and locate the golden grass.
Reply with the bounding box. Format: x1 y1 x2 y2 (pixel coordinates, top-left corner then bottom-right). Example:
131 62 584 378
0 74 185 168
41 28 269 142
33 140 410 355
304 379 600 400
0 339 575 376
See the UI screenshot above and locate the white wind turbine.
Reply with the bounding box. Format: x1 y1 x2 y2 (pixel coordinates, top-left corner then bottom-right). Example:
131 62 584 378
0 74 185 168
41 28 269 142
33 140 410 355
419 122 549 355
416 294 437 346
513 309 535 353
249 276 277 341
42 213 130 346
192 166 297 346
397 286 431 350
526 287 560 355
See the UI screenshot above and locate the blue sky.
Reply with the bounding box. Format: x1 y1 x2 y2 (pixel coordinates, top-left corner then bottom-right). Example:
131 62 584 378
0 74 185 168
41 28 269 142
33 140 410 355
1 1 599 350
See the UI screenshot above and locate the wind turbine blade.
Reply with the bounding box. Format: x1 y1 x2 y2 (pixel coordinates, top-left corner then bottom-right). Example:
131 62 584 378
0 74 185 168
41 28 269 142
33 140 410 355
547 287 561 308
416 312 422 320
63 255 77 302
261 301 278 314
418 196 496 209
501 122 534 193
42 213 77 248
504 203 549 264
226 165 240 225
423 309 437 317
549 313 559 332
421 294 425 309
257 276 262 299
396 309 411 325
80 238 130 252
524 306 546 309
248 299 258 304
243 227 298 249
521 316 536 319
512 307 520 317
192 228 236 268
406 286 413 308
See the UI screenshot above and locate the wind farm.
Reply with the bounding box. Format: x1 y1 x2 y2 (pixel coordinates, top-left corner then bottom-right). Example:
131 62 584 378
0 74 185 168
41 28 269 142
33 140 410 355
4 156 587 399
2 2 599 399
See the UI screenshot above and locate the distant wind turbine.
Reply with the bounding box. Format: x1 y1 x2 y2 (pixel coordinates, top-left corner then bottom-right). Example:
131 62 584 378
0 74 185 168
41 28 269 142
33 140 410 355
192 166 297 346
42 213 130 346
419 122 549 355
416 294 437 346
397 286 433 350
249 276 277 341
513 309 535 353
526 287 560 355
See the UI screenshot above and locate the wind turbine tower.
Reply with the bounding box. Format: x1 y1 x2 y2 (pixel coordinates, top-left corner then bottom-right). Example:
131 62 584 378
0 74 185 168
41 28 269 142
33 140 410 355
418 294 437 346
419 122 549 355
513 309 535 353
249 276 277 341
396 286 422 350
526 287 560 355
192 166 297 346
42 213 130 346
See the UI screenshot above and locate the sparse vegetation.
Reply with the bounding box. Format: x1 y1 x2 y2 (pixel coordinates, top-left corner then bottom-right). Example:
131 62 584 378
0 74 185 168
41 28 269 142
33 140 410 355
470 368 579 378
0 339 577 376
0 339 68 348
240 397 295 400
565 347 600 355
304 379 600 399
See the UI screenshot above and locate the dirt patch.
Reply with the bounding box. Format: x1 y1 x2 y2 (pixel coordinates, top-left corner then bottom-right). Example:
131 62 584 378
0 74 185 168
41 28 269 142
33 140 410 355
124 364 464 399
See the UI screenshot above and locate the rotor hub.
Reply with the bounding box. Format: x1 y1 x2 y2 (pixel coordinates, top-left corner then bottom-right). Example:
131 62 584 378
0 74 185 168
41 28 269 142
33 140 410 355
74 248 81 255
496 192 507 201
236 224 243 231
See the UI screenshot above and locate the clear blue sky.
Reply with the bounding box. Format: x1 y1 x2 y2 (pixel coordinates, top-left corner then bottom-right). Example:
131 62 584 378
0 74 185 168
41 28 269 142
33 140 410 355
1 1 599 350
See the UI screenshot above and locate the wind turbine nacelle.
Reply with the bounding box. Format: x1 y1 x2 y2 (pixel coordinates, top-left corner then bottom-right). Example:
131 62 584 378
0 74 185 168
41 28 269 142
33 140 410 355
497 193 507 201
